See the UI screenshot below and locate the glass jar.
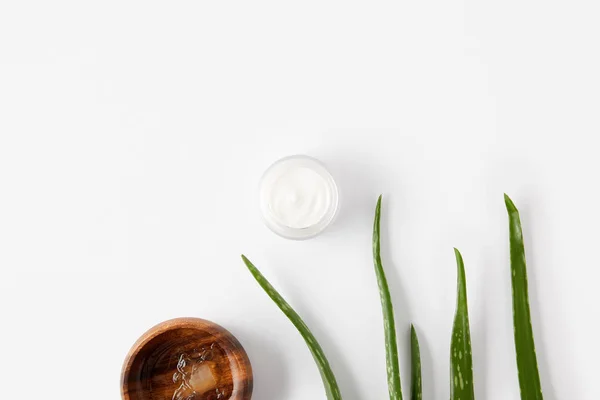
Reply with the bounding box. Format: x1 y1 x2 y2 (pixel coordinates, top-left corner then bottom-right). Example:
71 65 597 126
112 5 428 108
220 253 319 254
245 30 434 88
259 155 339 240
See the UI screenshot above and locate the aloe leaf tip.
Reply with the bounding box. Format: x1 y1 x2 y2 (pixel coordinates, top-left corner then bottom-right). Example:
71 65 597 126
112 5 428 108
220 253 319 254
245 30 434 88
450 248 474 400
410 324 422 400
504 193 518 212
505 196 543 399
241 254 254 270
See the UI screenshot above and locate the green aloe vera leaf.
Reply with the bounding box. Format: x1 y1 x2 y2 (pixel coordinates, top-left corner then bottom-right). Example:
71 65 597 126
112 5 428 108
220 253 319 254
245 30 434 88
410 325 422 400
450 248 475 400
504 194 543 400
241 255 342 400
373 195 403 400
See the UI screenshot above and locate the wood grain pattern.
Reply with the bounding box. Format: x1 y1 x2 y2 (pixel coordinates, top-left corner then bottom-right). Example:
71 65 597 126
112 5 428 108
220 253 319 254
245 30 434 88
122 318 253 400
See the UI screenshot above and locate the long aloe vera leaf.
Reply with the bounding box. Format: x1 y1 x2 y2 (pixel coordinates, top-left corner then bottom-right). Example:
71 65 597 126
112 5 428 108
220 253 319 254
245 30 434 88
504 194 543 400
373 195 403 400
410 325 422 400
241 255 342 400
450 248 475 400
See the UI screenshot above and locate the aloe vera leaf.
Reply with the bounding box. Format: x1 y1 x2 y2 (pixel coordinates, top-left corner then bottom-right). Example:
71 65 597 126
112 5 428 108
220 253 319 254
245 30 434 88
241 255 342 400
373 195 403 400
504 194 543 400
450 248 475 400
410 325 422 400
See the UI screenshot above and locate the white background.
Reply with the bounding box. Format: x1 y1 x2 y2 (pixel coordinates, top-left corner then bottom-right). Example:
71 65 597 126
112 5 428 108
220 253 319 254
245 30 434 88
1 1 598 399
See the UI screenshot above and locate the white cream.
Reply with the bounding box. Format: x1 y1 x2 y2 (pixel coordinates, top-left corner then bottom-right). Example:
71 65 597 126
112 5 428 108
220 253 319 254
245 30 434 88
260 156 338 239
269 167 331 229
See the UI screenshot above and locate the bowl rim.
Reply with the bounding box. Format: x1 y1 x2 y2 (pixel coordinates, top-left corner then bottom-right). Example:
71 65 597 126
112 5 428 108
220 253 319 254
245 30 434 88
121 317 252 400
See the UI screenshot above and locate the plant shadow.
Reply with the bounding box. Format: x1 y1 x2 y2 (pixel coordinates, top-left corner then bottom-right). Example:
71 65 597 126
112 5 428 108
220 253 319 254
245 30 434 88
250 258 361 398
277 292 363 400
308 320 363 400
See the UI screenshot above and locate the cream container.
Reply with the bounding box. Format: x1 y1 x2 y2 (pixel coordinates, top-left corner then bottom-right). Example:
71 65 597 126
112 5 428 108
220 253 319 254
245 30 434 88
259 155 339 240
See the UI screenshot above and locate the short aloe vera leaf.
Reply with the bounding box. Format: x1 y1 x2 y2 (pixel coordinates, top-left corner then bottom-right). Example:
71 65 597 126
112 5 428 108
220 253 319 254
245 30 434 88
241 255 342 400
504 194 543 400
450 248 475 400
410 325 422 400
373 195 403 400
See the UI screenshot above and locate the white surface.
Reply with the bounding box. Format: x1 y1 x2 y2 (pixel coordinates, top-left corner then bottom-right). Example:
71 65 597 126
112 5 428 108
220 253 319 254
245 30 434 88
0 1 598 399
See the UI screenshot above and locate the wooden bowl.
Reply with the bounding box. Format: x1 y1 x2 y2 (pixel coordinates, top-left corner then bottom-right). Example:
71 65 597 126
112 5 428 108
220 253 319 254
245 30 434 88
122 318 253 400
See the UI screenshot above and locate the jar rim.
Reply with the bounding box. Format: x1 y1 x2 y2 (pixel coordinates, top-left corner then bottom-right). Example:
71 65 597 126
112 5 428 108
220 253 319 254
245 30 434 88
259 155 339 240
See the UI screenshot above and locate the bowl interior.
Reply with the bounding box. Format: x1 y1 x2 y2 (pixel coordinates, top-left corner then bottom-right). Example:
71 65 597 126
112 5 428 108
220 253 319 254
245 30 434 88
122 318 252 400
